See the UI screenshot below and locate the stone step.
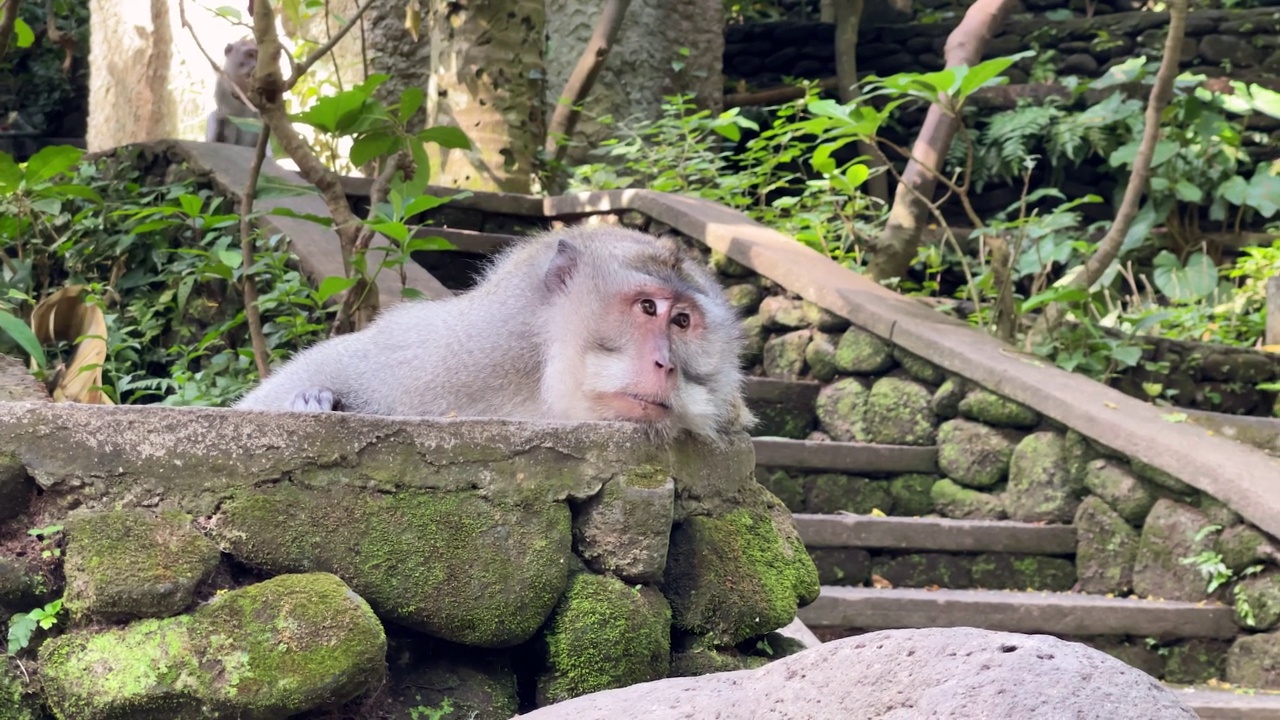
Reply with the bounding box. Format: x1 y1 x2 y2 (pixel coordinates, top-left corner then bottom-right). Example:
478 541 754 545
798 586 1237 640
793 513 1076 555
1172 686 1280 719
752 438 937 474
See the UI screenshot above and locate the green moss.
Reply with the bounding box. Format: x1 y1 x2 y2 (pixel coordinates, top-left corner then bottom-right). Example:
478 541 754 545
833 326 895 374
957 388 1041 429
931 479 1006 520
214 485 572 648
669 647 767 677
538 573 671 703
39 573 386 719
0 662 43 720
62 509 220 623
625 464 671 490
663 508 819 645
887 474 939 516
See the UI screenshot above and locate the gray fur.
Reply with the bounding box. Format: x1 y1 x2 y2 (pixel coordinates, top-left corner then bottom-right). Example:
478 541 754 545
206 39 263 149
234 225 752 441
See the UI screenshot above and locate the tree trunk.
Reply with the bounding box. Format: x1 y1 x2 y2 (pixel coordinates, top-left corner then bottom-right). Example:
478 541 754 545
426 0 546 193
833 0 888 202
543 0 724 167
545 0 631 164
865 0 1016 282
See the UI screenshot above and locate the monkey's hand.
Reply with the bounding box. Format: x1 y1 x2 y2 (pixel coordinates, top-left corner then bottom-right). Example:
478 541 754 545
289 387 339 412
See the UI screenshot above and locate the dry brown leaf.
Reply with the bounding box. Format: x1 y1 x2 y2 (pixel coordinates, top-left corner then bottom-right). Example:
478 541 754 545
870 574 893 589
29 285 113 405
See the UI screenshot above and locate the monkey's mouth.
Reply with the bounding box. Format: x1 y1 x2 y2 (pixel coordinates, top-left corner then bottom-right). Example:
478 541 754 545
598 392 672 423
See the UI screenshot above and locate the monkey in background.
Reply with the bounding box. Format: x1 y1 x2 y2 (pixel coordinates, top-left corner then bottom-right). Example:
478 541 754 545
234 225 755 443
205 39 263 149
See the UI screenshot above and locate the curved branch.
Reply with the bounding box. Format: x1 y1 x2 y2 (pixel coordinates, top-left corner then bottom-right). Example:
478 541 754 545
544 0 631 164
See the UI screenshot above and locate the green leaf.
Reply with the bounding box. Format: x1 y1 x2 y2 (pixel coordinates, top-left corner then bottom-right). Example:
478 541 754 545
1091 56 1147 89
13 18 34 49
956 52 1033 97
1174 179 1203 204
1019 285 1090 313
398 87 426 124
1110 345 1144 367
350 132 401 168
0 309 46 368
23 145 84 185
1150 140 1179 168
317 275 358 302
405 235 455 253
418 126 472 150
218 249 243 269
712 122 742 142
179 194 205 217
0 151 20 192
293 87 376 134
1152 251 1217 302
402 194 453 217
1245 83 1280 120
267 207 334 227
365 220 410 244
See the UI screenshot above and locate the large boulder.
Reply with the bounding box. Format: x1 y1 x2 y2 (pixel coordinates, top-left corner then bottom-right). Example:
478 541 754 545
516 627 1198 720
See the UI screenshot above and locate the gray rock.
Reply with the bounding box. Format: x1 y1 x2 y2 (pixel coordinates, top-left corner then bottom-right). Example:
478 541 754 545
804 331 840 382
958 388 1041 429
801 301 849 332
1232 571 1280 631
723 284 763 315
1217 524 1280 573
515 627 1198 720
759 296 809 330
1083 459 1155 525
0 454 30 523
1005 431 1079 524
936 419 1022 489
862 376 937 446
1133 499 1219 602
1228 631 1280 688
834 325 896 374
892 347 946 385
574 471 674 584
762 329 811 379
1075 496 1139 595
815 377 870 442
932 479 1007 521
930 376 968 419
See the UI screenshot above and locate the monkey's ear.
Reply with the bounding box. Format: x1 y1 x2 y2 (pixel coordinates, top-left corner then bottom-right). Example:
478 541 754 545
544 239 580 294
224 43 234 56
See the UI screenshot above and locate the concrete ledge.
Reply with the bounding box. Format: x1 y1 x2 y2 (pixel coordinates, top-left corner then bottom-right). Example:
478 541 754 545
167 141 454 305
1170 687 1280 720
753 439 938 474
744 377 822 405
794 513 1076 555
798 586 1238 640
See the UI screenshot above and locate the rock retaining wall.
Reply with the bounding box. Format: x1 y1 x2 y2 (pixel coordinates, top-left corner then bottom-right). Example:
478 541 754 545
0 400 818 718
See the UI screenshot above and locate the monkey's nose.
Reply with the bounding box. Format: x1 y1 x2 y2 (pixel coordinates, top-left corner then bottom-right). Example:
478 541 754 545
655 360 675 375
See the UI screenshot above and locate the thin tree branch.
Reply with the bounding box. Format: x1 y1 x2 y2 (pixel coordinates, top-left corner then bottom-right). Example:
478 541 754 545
286 0 378 87
239 123 273 379
0 0 22 60
1035 0 1187 338
544 0 631 164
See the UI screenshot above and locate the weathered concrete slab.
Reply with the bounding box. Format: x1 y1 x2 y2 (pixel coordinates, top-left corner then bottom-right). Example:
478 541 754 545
798 586 1238 640
169 141 453 305
0 354 48 402
0 401 661 514
794 513 1076 555
753 438 938 474
1184 409 1280 457
1171 686 1280 720
744 377 822 406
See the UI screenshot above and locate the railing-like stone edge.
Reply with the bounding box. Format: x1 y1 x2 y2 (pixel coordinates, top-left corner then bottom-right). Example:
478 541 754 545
793 513 1076 555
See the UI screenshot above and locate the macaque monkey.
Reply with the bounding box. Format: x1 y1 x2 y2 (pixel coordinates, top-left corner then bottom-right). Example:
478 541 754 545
205 39 262 149
234 225 754 441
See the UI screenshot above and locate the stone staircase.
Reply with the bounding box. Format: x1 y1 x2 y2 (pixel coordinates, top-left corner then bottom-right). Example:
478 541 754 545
743 379 1280 720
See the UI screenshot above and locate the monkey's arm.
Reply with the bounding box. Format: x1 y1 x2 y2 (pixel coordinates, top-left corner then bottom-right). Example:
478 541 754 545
232 335 364 412
205 111 223 143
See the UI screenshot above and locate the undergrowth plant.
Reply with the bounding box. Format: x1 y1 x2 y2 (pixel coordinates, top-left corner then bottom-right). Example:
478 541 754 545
0 145 332 406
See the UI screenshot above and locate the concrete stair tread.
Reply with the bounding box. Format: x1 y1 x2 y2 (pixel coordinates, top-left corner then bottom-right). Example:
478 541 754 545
794 512 1076 555
752 437 937 474
798 585 1237 640
1170 686 1280 719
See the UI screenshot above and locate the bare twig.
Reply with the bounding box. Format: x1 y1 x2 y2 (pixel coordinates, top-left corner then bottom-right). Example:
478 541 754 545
0 0 22 60
286 0 377 86
1034 0 1188 339
330 151 410 334
238 123 273 379
544 0 631 164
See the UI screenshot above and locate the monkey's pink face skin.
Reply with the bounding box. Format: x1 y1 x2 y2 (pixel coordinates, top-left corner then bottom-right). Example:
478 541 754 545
592 287 699 424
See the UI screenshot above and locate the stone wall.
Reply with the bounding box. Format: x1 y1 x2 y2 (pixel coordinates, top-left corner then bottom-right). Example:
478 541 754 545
625 221 1280 688
725 8 1280 93
0 399 818 717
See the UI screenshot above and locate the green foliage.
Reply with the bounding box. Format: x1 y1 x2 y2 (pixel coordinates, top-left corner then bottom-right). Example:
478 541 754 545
0 0 89 136
0 145 332 405
28 524 64 561
6 598 63 655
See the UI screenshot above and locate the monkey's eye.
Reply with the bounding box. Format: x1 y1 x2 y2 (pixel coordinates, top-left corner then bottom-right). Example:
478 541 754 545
639 299 657 316
672 312 691 329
